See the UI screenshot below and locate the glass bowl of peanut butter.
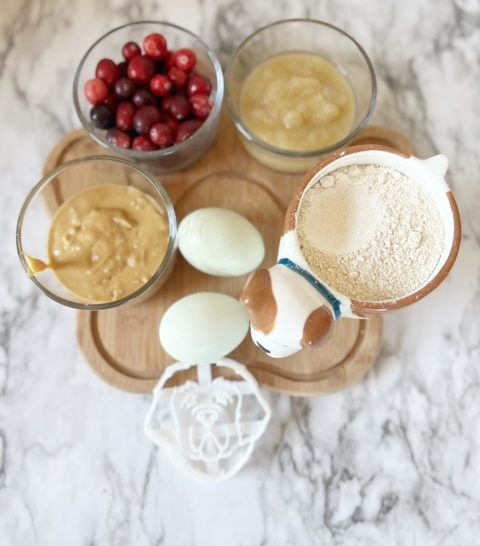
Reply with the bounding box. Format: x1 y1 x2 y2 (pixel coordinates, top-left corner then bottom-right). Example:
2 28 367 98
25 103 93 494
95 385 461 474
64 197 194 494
226 19 377 174
16 156 177 309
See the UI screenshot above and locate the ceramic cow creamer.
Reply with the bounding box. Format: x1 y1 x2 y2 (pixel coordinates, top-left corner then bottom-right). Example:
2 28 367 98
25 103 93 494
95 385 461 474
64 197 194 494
241 146 461 359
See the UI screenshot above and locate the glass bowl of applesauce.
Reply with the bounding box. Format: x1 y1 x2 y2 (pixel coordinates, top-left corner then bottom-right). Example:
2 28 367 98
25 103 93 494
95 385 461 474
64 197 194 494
226 19 377 173
16 156 177 310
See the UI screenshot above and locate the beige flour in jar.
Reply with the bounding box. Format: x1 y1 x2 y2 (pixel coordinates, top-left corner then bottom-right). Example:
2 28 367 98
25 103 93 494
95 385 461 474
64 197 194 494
297 164 444 301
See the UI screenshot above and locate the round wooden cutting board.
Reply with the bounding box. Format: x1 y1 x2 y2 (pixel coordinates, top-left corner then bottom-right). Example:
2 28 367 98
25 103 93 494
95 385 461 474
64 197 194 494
43 115 413 395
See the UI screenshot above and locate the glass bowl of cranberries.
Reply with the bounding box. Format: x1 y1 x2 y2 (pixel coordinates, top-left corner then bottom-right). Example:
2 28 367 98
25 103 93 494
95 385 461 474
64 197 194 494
73 21 224 173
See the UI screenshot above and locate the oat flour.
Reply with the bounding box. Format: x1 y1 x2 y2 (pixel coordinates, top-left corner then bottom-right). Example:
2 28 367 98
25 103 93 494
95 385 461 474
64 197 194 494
297 164 444 301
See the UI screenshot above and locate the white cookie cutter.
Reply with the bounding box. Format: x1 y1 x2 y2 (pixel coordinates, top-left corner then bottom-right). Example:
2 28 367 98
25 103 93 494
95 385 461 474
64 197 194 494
144 358 271 482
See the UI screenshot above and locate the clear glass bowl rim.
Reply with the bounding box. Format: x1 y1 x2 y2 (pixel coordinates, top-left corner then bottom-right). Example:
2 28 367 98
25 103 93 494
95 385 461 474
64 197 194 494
73 20 224 160
16 154 178 310
225 18 378 158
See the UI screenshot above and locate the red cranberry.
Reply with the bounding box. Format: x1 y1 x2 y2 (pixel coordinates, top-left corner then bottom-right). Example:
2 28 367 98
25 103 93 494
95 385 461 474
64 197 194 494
133 105 163 134
168 95 190 120
163 113 179 134
150 74 172 97
117 61 128 77
168 66 188 88
175 119 202 143
128 55 156 85
150 123 173 148
84 78 109 105
90 105 115 129
143 33 168 61
187 74 211 97
114 77 136 99
95 58 121 86
107 128 131 149
132 135 158 151
161 95 175 112
103 91 118 110
132 88 157 107
116 102 135 131
122 41 141 61
190 93 212 119
173 49 196 72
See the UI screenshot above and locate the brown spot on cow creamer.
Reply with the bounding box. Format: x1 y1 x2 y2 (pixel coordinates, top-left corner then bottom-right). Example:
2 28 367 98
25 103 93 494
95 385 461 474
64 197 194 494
301 306 335 349
240 269 277 334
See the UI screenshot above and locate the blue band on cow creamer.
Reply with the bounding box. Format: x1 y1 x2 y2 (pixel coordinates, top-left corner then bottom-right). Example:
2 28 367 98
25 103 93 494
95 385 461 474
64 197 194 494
277 258 342 320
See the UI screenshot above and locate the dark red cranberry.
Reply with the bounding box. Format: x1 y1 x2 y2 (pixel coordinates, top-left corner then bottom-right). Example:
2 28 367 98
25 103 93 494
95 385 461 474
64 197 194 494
163 113 179 134
187 74 211 97
128 55 156 85
175 119 202 143
168 66 188 88
95 58 121 86
117 61 128 77
103 91 118 110
143 33 168 61
132 135 158 151
175 87 188 98
133 105 163 134
90 104 115 129
168 95 190 120
116 102 135 131
122 41 141 61
165 51 176 70
173 49 196 72
107 128 131 149
114 77 136 99
150 74 172 97
84 78 109 105
161 96 175 113
149 123 173 148
190 93 212 119
132 88 157 108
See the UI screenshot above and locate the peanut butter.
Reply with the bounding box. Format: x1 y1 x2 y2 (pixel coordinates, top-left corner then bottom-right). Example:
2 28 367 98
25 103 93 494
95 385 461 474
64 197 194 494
40 185 169 303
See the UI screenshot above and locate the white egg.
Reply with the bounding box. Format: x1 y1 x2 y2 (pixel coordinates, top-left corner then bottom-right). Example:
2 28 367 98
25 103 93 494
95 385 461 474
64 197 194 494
159 292 250 363
178 208 265 276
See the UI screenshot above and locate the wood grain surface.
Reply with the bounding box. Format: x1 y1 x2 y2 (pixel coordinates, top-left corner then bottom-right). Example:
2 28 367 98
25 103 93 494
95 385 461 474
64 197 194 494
41 114 414 395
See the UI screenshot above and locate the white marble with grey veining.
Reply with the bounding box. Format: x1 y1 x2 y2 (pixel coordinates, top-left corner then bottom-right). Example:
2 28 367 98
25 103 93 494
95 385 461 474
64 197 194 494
1 0 480 544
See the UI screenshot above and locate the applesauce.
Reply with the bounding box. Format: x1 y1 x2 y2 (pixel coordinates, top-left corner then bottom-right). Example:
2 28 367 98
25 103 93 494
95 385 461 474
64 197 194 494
45 185 169 303
239 52 355 152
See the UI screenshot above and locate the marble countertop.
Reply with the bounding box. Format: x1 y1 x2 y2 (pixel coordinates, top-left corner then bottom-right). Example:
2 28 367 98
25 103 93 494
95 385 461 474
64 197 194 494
1 0 480 544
